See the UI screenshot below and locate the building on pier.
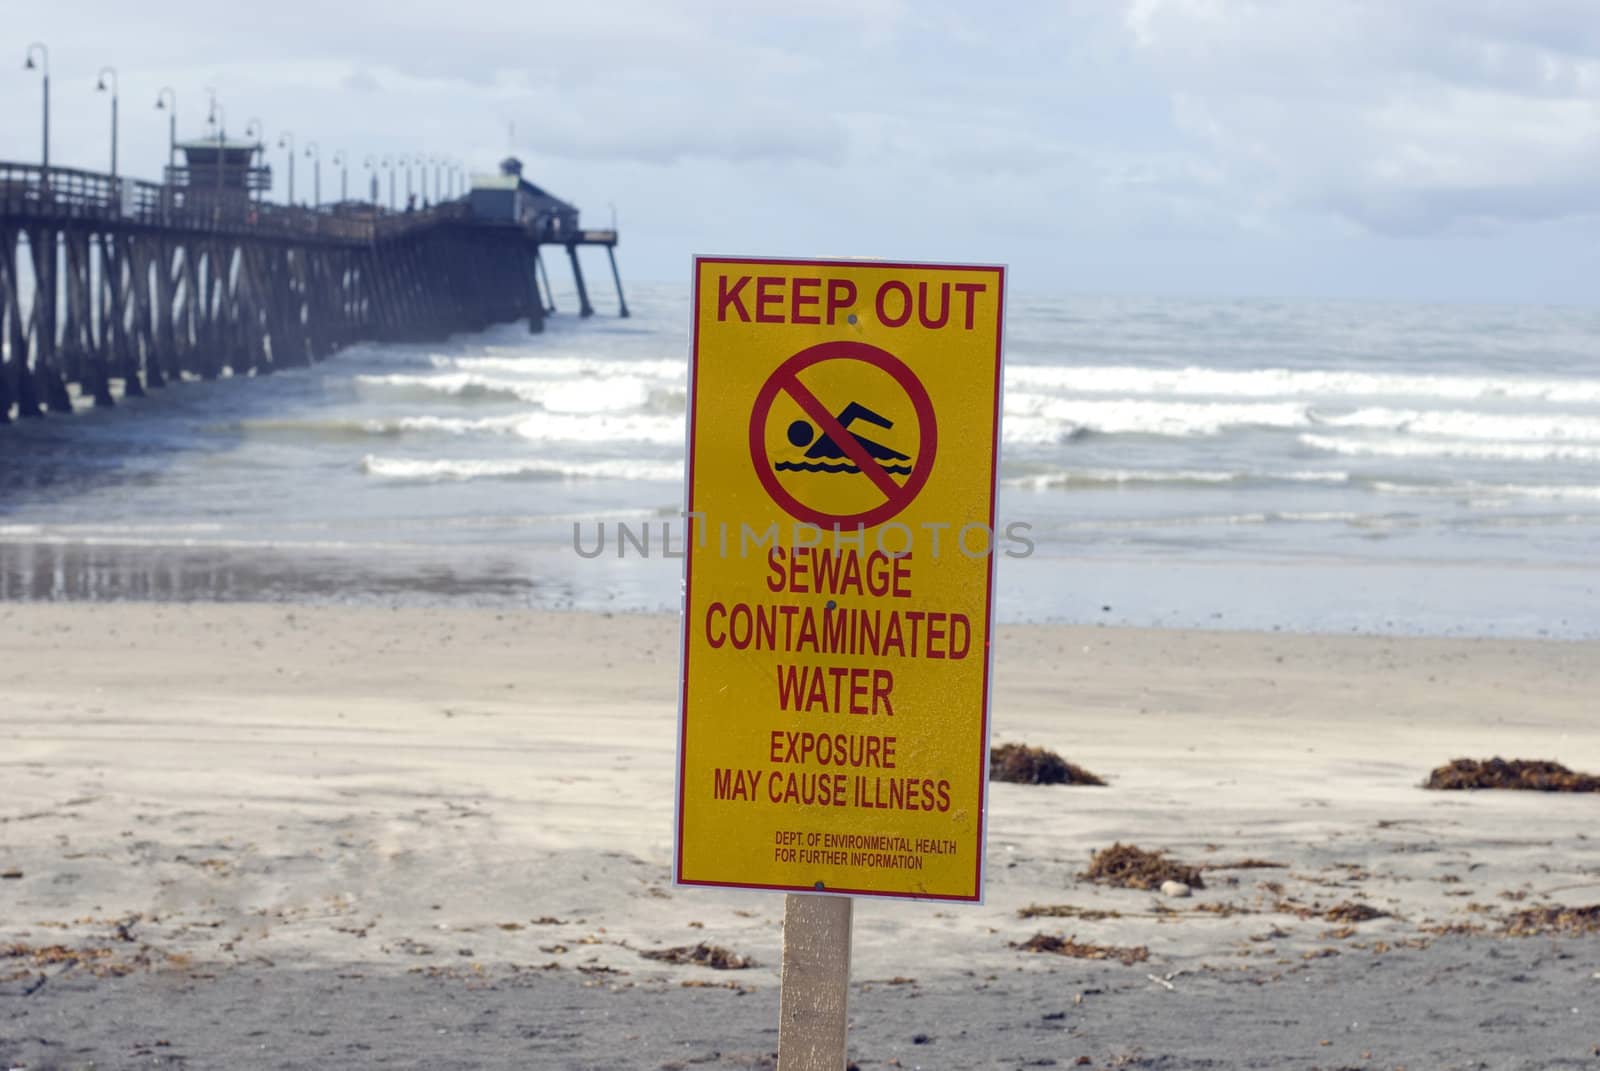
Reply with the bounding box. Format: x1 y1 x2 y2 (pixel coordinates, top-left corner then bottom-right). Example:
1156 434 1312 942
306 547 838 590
469 157 578 239
464 156 625 323
165 138 271 206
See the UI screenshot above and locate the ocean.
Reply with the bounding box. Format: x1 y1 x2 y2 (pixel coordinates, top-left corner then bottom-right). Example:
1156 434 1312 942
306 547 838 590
2 283 1598 639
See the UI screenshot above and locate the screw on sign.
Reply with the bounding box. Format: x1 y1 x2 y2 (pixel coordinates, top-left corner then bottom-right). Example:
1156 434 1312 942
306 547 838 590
749 340 937 529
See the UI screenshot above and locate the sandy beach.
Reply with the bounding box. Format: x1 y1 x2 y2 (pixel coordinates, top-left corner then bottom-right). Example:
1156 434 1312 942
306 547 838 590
3 602 1598 1069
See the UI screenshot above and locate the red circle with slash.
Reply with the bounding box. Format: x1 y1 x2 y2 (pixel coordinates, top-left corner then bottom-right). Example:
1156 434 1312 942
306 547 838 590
748 340 937 529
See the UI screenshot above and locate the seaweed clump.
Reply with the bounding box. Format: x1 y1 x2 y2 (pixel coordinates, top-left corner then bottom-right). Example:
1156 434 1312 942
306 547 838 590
1017 904 1123 921
1424 758 1600 793
1012 933 1148 966
638 943 755 969
1324 902 1389 924
1503 905 1600 937
990 743 1105 786
1083 843 1204 891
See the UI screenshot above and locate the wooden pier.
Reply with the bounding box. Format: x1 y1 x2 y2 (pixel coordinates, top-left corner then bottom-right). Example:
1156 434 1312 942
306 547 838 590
0 157 625 423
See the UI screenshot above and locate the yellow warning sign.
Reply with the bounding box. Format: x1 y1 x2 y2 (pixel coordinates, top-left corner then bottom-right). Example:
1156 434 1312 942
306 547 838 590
676 257 1006 902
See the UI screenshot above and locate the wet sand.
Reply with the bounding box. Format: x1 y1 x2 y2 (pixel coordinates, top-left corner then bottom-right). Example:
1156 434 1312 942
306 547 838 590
2 603 1598 1068
8 939 1598 1071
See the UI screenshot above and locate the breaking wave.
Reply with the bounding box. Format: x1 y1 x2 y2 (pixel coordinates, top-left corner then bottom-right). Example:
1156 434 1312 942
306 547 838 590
433 354 687 380
354 372 684 413
239 411 683 445
1006 364 1600 405
1004 468 1350 490
1371 481 1600 502
1002 395 1311 441
1308 407 1600 442
1000 396 1600 444
1299 434 1600 464
360 455 681 483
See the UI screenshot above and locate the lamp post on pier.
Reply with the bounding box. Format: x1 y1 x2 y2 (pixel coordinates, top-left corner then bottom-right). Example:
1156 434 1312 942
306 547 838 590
332 151 347 203
206 90 225 205
399 154 413 209
382 155 395 211
277 132 295 205
305 141 321 208
95 66 119 185
23 43 49 176
245 120 265 204
154 88 176 178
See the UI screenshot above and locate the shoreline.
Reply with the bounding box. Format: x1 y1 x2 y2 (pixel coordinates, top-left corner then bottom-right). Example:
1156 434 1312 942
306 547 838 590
5 534 1600 642
3 602 1597 1067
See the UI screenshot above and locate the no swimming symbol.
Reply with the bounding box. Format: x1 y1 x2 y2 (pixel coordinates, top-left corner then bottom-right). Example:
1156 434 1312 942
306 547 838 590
748 341 937 529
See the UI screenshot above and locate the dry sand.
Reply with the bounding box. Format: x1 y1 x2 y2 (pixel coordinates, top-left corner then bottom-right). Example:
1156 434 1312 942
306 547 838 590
2 603 1598 1069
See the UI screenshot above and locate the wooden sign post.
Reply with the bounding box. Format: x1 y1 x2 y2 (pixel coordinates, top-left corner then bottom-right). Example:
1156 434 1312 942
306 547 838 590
778 894 854 1070
674 256 1007 1068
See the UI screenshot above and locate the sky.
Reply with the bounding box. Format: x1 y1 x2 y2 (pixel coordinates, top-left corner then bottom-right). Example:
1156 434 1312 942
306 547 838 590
6 0 1600 304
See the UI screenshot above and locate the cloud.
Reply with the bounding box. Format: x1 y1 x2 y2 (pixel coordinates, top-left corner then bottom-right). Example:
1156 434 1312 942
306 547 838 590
11 0 1600 300
1122 0 1600 234
341 69 381 93
521 100 851 168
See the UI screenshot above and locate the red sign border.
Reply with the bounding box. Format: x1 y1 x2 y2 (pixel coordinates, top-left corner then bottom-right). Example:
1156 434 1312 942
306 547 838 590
675 255 1007 904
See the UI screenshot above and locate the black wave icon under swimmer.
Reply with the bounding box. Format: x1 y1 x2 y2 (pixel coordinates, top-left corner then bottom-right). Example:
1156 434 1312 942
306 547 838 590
778 402 913 476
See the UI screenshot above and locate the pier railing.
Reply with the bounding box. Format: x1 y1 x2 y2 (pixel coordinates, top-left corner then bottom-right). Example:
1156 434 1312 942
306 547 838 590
0 161 468 244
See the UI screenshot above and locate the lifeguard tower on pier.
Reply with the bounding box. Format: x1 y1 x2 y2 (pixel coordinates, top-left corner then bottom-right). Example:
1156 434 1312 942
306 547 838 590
166 136 271 208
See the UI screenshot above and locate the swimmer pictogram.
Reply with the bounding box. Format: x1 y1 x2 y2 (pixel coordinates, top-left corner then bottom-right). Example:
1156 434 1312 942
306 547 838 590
778 402 913 476
749 340 937 529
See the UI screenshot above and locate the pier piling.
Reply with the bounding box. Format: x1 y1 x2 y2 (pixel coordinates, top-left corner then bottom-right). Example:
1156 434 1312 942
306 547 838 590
567 244 595 318
606 246 629 319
